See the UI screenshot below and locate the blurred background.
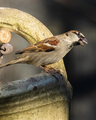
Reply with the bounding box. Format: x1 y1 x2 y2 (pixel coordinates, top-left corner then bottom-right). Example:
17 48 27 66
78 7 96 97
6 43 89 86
0 0 96 120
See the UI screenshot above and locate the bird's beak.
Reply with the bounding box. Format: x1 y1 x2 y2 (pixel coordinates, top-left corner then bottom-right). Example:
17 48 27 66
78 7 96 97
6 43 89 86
79 38 88 46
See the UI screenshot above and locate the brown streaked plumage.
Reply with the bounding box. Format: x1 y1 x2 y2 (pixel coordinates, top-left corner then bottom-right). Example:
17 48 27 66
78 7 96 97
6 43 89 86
16 37 59 54
0 30 88 69
35 37 59 46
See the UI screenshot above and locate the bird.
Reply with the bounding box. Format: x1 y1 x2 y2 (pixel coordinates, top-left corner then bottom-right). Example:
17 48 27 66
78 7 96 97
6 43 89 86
0 30 88 70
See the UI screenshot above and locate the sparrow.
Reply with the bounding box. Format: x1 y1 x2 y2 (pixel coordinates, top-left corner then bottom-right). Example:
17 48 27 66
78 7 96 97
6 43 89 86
0 30 88 70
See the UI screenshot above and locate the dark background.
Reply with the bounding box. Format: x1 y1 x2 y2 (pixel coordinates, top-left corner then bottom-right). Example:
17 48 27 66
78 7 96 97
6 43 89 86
0 0 96 120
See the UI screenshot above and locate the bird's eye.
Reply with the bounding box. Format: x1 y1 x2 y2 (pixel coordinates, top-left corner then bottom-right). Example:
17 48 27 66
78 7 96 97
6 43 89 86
72 31 79 36
79 33 85 38
73 32 79 37
73 31 85 38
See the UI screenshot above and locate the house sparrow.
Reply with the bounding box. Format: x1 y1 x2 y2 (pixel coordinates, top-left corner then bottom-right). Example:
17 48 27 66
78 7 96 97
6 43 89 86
0 30 88 69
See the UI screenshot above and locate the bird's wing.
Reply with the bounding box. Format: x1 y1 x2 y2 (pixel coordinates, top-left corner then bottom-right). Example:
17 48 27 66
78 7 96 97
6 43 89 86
16 37 59 54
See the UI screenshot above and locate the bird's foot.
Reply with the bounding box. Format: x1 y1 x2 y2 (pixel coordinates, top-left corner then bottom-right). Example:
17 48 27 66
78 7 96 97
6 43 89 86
40 66 62 80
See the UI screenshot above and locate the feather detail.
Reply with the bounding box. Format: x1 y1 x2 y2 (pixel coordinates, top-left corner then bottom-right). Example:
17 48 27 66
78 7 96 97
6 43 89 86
16 42 57 54
35 36 59 46
16 36 59 54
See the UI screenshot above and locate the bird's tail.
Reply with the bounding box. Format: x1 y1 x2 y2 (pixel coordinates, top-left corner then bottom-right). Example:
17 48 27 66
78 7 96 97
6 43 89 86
0 58 23 69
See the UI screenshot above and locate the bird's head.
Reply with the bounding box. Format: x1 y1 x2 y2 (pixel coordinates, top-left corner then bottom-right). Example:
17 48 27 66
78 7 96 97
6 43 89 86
65 30 88 47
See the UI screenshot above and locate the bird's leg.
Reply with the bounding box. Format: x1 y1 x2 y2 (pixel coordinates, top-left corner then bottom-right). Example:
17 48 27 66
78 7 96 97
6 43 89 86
40 65 62 80
40 65 58 73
